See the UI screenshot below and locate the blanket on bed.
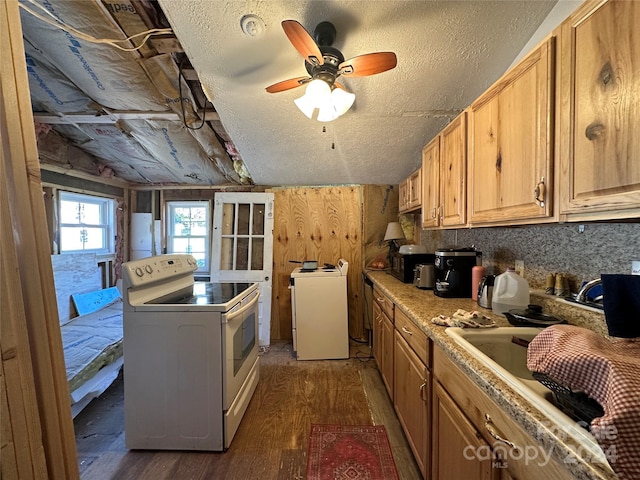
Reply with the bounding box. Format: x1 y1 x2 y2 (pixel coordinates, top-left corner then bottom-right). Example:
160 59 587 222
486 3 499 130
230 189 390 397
61 297 123 394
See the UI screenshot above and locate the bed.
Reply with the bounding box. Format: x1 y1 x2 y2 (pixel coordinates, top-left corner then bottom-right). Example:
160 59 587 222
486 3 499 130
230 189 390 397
61 296 124 417
51 253 124 417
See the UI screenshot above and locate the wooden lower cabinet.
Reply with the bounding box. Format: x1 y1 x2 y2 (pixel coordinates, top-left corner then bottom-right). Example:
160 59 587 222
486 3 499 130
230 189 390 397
433 347 575 480
432 381 494 480
394 331 430 477
372 298 394 398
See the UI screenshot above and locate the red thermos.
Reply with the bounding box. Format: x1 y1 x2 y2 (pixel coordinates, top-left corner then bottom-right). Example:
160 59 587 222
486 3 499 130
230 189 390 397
472 265 486 301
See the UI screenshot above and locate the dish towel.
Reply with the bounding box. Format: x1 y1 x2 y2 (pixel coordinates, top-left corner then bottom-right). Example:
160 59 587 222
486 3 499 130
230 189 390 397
430 309 496 328
527 324 640 480
602 274 640 338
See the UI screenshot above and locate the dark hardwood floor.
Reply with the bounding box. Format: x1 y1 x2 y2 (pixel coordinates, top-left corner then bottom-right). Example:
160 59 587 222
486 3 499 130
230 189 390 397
73 341 422 479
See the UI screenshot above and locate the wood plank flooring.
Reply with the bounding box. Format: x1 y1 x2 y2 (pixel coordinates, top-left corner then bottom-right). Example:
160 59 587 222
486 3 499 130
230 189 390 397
73 341 422 479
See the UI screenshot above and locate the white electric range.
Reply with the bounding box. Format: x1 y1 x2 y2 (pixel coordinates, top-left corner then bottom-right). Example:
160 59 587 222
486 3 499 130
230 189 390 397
122 254 259 451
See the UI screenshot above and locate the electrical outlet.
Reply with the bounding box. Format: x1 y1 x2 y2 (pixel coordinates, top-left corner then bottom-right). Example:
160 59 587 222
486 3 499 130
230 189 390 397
632 260 640 275
515 260 525 277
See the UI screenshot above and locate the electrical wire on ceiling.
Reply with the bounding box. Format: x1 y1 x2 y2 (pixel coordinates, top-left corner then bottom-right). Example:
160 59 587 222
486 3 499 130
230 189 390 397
19 0 173 52
177 55 208 131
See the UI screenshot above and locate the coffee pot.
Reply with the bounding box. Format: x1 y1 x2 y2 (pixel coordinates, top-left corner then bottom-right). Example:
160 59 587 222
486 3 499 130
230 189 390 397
477 275 496 308
434 247 482 298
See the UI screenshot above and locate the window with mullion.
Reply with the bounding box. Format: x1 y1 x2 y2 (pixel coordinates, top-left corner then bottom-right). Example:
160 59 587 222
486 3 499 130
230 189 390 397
59 191 115 254
166 201 211 272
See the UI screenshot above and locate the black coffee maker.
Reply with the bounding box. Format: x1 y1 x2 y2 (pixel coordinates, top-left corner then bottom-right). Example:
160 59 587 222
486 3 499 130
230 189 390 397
434 247 482 298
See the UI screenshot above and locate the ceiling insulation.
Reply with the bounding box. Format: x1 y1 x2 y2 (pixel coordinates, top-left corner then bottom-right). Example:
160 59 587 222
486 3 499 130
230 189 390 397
20 0 250 186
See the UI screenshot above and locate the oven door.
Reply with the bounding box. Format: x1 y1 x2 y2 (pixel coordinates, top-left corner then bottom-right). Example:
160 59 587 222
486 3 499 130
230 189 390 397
222 288 260 410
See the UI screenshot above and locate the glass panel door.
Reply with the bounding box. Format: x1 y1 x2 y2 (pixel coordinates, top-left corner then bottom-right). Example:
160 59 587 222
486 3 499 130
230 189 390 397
211 193 274 346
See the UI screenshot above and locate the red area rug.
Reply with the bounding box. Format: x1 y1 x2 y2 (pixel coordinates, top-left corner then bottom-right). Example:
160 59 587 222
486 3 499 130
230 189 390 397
306 424 400 480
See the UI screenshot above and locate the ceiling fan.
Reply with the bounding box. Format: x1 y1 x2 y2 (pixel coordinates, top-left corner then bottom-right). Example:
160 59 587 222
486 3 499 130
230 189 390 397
266 20 397 121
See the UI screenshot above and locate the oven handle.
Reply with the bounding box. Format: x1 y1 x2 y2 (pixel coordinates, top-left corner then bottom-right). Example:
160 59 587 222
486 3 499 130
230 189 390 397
225 289 259 324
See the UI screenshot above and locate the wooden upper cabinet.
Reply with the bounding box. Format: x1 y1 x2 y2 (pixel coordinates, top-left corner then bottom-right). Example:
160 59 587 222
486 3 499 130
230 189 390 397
408 169 422 210
440 112 467 227
468 38 555 225
399 179 410 212
558 0 640 219
422 137 440 228
422 111 467 229
400 169 422 213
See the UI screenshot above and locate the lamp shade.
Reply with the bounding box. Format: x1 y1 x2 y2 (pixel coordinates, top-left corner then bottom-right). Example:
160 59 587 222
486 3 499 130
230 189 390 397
384 222 405 241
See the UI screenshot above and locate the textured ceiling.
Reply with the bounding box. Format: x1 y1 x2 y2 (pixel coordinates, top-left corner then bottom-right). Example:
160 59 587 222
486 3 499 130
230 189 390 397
159 0 558 186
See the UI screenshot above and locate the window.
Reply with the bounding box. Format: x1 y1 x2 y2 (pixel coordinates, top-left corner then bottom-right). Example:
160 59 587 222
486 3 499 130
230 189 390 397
166 201 210 272
59 192 115 254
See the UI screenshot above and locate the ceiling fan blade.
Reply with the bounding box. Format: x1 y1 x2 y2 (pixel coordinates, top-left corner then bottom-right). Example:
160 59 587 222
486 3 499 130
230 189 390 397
339 52 397 77
281 20 324 66
265 76 309 93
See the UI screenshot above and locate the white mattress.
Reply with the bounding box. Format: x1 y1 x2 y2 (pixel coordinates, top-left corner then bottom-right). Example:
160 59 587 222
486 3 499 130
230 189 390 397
61 298 123 394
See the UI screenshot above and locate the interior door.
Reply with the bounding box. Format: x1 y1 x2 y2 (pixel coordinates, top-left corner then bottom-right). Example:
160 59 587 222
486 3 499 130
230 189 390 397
211 192 274 346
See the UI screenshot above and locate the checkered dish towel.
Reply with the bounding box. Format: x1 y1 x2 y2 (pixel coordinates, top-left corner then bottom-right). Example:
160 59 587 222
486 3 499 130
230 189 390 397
526 324 640 480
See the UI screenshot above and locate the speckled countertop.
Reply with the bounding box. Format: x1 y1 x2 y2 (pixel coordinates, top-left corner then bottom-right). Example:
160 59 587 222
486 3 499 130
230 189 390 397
367 270 617 480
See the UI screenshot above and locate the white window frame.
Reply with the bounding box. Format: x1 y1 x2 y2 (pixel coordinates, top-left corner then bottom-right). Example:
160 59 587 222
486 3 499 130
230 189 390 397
58 191 116 254
166 200 211 273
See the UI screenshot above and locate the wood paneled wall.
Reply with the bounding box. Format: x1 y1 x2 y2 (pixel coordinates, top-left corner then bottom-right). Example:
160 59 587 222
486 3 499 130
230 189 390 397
271 186 364 341
131 185 399 345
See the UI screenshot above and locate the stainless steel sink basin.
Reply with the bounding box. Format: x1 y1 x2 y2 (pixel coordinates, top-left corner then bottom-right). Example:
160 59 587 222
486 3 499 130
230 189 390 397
445 327 605 461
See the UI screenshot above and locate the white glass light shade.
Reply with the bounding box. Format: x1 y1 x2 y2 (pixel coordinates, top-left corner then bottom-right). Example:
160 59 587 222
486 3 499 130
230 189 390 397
384 222 405 241
294 79 331 119
294 80 355 122
331 87 356 116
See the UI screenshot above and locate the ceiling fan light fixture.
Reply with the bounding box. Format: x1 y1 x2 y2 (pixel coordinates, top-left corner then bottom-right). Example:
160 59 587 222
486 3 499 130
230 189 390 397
294 79 355 122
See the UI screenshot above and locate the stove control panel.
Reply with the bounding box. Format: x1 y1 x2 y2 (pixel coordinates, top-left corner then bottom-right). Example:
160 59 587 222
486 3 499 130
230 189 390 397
123 254 198 288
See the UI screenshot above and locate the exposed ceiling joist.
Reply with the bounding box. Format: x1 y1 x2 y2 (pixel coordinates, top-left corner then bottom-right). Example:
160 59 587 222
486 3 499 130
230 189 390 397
33 109 220 125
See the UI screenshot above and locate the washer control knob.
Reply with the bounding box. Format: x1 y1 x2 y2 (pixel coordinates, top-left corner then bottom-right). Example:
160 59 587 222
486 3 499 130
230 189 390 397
144 265 153 274
135 267 144 277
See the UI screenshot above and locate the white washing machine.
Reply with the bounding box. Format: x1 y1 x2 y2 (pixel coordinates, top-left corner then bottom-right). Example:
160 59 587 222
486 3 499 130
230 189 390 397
289 259 349 360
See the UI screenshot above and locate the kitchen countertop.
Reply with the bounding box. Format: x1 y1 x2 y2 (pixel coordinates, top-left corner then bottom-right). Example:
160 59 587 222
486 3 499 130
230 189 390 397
367 270 617 480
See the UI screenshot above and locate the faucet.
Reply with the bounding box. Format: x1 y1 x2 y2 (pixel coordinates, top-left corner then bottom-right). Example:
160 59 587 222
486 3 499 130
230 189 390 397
576 278 602 303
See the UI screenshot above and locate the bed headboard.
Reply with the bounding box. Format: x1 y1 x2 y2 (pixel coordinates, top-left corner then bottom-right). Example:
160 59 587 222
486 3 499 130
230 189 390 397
51 253 102 323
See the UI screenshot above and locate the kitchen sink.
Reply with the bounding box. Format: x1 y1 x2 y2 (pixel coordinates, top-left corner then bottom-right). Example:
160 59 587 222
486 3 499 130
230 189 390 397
445 327 605 461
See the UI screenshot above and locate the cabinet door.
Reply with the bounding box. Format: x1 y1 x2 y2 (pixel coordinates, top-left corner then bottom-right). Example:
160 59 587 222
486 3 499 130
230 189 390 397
408 169 422 210
558 0 640 217
381 313 394 398
440 112 467 227
432 381 494 480
422 137 440 228
399 178 410 212
469 38 554 224
372 300 384 369
394 332 430 478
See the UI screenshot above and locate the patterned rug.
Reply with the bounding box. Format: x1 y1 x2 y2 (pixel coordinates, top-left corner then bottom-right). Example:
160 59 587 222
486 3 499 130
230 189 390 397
306 424 400 480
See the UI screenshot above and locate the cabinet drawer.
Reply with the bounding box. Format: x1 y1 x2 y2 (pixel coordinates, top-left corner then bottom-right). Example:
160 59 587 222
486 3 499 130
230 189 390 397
373 285 394 321
395 308 430 365
433 348 575 480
